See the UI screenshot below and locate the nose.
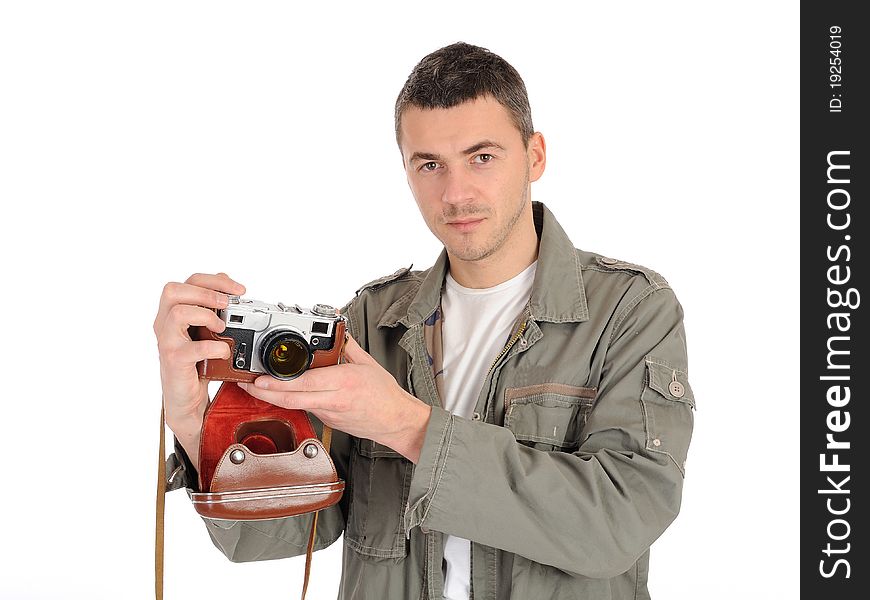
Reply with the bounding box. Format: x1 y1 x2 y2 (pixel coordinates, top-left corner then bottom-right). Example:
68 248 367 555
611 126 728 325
441 164 475 207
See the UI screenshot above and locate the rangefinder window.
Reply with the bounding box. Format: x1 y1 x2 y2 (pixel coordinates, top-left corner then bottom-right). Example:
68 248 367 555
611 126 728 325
229 314 244 324
312 321 329 335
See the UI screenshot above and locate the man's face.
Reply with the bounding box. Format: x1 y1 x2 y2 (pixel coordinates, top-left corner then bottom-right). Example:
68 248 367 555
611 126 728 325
399 95 544 263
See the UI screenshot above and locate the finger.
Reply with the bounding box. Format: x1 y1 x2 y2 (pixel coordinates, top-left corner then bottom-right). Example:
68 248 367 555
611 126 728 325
341 334 378 366
162 281 231 310
165 304 227 337
155 282 231 335
238 383 339 411
164 340 232 367
253 365 345 392
185 272 246 296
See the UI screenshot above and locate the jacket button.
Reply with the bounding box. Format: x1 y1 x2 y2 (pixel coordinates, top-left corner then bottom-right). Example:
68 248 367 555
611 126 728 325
420 526 430 534
652 438 662 447
668 381 685 398
600 257 619 265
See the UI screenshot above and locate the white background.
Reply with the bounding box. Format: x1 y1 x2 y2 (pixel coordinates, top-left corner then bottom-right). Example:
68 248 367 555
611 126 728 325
0 2 798 599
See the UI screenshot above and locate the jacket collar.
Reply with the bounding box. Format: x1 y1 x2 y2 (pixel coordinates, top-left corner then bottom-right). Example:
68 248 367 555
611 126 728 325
389 201 589 328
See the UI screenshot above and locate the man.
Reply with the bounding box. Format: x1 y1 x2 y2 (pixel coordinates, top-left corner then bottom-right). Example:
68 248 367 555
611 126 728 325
156 41 695 599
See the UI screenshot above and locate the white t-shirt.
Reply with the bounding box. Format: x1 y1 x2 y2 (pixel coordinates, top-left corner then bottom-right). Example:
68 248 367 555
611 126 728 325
439 260 538 600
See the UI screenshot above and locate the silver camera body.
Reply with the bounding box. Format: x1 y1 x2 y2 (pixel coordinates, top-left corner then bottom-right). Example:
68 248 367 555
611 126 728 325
216 296 345 380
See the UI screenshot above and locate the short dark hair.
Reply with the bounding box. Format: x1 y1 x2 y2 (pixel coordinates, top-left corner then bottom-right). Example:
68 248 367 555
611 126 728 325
394 42 534 149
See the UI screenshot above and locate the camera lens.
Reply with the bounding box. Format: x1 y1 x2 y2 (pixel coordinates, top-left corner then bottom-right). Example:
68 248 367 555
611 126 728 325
260 331 311 380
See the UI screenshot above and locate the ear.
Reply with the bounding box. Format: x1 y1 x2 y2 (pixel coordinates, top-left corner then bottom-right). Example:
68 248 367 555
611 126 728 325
527 132 546 183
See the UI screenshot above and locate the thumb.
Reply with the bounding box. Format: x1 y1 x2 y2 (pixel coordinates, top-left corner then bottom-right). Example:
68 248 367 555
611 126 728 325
341 334 378 366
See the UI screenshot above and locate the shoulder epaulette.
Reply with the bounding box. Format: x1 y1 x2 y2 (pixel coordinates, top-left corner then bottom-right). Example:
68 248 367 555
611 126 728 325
592 255 669 287
354 264 414 297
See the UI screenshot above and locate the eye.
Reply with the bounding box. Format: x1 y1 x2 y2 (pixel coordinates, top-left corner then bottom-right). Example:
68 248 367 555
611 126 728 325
474 153 494 164
420 161 439 172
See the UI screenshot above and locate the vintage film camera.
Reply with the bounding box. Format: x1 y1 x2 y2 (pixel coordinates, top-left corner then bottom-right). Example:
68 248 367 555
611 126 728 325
192 296 346 382
187 296 347 521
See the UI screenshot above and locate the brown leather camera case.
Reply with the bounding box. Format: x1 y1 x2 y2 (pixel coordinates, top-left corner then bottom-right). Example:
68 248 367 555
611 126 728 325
189 380 345 521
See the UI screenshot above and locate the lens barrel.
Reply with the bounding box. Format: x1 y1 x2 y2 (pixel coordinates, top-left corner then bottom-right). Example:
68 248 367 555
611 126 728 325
259 330 311 380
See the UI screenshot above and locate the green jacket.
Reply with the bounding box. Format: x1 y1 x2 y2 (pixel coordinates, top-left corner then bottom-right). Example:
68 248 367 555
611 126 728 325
166 201 695 599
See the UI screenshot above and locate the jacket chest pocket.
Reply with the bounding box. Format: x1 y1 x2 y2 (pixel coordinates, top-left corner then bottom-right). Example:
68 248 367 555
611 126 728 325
503 383 597 452
345 438 411 560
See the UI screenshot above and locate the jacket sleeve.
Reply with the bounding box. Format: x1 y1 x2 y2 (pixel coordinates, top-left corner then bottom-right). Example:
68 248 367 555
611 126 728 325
161 300 357 563
402 285 695 578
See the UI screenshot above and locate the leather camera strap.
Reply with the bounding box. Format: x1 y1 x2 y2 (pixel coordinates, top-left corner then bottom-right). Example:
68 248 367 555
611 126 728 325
156 405 167 600
301 424 332 600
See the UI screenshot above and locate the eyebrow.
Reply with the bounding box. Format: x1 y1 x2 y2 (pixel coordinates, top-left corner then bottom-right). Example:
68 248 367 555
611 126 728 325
408 140 506 166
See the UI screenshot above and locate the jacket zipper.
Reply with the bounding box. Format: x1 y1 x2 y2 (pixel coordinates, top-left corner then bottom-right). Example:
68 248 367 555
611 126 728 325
485 304 532 379
477 305 533 424
487 319 528 375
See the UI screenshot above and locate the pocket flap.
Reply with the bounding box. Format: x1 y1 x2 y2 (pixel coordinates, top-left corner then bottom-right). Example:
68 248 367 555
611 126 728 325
645 358 695 408
504 384 597 449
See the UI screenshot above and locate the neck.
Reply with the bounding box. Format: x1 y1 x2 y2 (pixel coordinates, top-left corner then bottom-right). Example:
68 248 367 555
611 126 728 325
447 204 539 289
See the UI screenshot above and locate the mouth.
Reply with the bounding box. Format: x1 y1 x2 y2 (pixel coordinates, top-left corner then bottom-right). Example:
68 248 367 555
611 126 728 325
445 218 485 232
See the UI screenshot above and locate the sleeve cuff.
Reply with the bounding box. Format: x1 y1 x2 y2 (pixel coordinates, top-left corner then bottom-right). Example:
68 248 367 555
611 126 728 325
403 405 454 537
166 435 200 492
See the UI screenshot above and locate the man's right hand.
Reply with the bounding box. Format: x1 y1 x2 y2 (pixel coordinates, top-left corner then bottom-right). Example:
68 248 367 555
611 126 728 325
154 272 246 464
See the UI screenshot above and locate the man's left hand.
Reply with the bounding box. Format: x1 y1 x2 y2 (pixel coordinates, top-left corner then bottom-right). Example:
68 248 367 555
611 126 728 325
238 334 432 463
